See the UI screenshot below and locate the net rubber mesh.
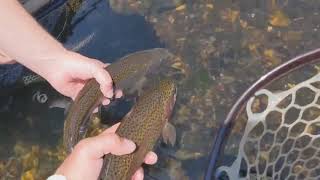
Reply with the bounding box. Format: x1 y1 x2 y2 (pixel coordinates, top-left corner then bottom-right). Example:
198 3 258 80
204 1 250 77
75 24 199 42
215 72 320 179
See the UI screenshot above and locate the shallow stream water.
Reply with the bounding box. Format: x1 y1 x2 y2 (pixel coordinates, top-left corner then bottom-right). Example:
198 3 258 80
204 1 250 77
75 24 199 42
1 0 320 179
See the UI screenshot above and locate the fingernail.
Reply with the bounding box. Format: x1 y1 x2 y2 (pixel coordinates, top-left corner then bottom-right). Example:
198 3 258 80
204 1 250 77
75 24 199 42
115 90 123 98
106 90 114 99
102 99 110 105
124 139 136 151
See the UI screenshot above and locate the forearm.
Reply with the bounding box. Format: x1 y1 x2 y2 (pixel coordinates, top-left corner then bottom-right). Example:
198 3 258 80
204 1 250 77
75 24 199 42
0 0 67 75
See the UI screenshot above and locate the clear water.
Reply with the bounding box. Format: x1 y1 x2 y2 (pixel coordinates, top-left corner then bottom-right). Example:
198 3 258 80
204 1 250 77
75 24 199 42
1 0 320 179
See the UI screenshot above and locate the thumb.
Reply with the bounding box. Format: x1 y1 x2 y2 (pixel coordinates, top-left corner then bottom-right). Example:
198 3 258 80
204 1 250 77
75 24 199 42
74 133 136 159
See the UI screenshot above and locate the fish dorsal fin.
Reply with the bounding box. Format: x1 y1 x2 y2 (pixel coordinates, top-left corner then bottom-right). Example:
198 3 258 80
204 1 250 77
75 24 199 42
162 122 176 146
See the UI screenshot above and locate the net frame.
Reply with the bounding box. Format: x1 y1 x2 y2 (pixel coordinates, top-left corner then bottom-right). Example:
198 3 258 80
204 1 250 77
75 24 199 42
205 48 320 180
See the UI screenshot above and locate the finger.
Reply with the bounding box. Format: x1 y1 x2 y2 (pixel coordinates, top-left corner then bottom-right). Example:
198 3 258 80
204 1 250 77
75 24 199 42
75 133 135 159
103 63 110 68
102 98 111 106
144 151 158 165
115 89 123 98
101 123 120 134
91 64 113 99
131 167 144 180
101 90 122 105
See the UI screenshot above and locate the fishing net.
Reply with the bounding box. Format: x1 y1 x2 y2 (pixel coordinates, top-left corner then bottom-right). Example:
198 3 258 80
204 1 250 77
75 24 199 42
214 66 320 179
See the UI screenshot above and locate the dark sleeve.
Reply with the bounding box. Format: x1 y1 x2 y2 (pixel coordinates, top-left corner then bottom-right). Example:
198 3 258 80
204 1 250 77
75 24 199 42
0 64 24 88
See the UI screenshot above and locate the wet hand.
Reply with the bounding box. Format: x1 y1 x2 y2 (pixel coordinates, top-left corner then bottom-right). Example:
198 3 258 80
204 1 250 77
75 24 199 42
42 51 122 104
55 123 158 180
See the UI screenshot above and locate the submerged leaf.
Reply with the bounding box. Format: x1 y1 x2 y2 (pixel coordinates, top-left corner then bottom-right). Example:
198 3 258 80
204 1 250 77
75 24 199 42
221 8 239 23
263 49 281 66
269 10 290 27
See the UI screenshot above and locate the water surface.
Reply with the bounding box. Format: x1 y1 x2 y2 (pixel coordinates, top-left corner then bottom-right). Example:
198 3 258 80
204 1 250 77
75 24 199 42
1 0 320 179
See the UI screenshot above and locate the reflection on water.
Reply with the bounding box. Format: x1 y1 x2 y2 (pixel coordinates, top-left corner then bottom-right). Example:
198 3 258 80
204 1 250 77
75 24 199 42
1 0 320 179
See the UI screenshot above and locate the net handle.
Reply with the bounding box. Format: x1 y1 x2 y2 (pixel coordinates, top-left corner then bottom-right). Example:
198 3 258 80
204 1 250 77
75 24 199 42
205 48 320 180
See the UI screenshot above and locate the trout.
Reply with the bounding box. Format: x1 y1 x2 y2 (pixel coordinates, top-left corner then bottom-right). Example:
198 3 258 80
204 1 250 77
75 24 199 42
100 79 177 180
63 48 173 153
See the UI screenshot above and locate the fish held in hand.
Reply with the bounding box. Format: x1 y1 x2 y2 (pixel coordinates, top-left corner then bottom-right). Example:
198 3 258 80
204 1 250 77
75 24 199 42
100 79 177 180
63 48 174 153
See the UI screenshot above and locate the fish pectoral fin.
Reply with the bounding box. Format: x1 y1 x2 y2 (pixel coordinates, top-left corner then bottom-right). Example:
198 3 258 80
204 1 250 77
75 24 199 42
162 122 176 146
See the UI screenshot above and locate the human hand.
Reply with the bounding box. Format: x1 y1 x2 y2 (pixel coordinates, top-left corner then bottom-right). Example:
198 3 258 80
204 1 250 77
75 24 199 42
55 123 158 180
0 49 15 64
40 51 121 104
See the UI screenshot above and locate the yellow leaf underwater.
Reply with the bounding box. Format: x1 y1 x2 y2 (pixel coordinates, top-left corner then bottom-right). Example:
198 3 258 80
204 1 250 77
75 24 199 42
263 49 281 66
175 4 186 11
21 168 36 180
206 4 214 9
221 8 239 23
269 10 290 27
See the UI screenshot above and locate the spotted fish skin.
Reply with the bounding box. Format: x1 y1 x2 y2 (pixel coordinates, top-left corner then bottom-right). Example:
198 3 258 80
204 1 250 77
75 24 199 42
101 79 176 180
63 48 173 153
